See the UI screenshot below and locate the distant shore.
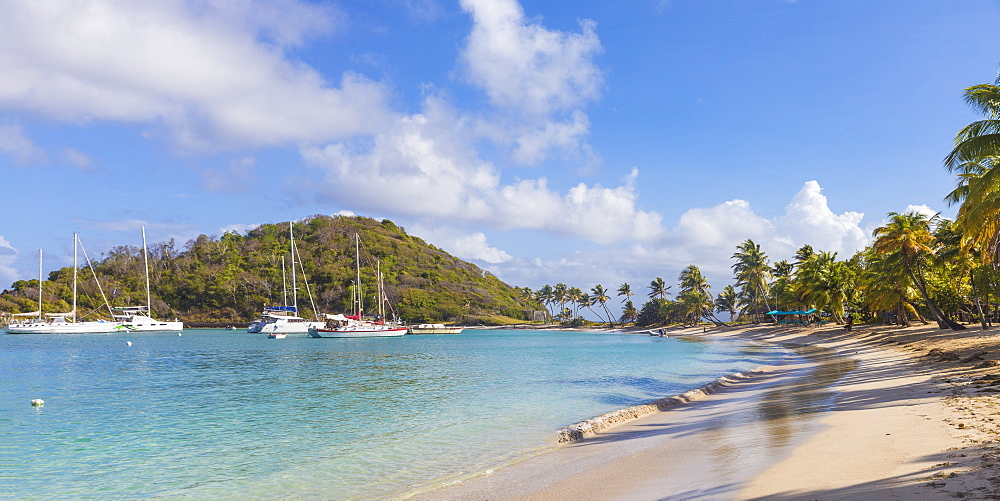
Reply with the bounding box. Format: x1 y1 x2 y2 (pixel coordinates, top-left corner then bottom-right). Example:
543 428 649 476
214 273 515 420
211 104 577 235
409 321 1000 499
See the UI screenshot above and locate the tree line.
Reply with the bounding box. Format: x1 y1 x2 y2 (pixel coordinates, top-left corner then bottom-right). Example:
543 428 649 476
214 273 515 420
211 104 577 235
0 216 541 325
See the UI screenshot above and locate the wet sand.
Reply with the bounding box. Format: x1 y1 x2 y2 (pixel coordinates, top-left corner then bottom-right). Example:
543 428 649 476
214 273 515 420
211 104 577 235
410 324 969 500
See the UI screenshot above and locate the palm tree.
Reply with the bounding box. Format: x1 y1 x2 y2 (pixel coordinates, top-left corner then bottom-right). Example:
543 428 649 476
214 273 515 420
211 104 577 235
553 283 568 314
619 300 638 324
859 249 921 327
794 245 814 266
535 284 555 318
934 219 989 329
568 287 585 319
945 82 1000 262
795 251 850 323
617 283 634 303
677 265 717 326
770 260 795 311
715 285 738 321
591 284 615 328
731 239 772 322
945 82 1000 173
871 211 964 330
678 265 710 296
648 277 671 300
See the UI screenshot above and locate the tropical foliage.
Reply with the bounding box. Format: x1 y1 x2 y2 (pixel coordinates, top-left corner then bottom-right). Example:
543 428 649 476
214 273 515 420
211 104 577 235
0 216 542 325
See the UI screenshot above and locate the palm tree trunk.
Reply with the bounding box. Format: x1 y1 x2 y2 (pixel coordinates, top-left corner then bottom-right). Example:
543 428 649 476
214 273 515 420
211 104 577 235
587 305 610 326
600 304 615 328
896 302 911 327
971 269 989 330
905 260 966 330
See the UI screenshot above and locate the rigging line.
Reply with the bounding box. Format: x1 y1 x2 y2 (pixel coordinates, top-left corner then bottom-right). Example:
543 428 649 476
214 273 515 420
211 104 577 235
290 232 320 320
76 236 115 318
356 234 398 318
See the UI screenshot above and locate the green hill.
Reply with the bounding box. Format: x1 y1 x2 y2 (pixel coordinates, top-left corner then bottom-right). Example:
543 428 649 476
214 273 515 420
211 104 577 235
0 215 541 326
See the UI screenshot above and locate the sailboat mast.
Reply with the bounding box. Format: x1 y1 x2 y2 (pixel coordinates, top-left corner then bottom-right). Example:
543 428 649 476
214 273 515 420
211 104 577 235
377 260 383 319
281 255 288 307
290 223 297 311
73 233 78 323
141 226 151 315
37 249 42 320
355 233 361 317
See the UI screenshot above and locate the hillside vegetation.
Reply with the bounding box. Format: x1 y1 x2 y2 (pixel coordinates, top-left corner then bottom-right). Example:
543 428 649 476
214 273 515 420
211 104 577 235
0 215 540 326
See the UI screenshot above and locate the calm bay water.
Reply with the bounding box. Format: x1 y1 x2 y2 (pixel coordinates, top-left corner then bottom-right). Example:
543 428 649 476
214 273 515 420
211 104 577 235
1 329 788 499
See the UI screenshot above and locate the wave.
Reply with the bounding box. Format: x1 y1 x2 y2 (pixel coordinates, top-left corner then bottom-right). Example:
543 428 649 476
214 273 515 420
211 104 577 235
556 366 769 442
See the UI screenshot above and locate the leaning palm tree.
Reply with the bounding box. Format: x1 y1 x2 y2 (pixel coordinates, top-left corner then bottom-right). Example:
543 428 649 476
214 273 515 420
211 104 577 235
591 284 615 328
871 211 964 330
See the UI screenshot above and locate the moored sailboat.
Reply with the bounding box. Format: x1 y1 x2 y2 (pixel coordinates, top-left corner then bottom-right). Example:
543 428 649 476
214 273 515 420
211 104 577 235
111 227 183 333
6 236 117 334
250 223 325 336
309 234 407 338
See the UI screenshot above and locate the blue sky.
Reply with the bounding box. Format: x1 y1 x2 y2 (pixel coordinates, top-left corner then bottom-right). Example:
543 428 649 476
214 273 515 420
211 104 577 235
2 0 999 309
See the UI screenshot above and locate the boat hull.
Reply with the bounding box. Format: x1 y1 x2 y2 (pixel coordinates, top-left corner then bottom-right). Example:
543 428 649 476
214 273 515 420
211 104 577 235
308 327 407 338
113 320 184 333
6 321 116 334
408 326 464 335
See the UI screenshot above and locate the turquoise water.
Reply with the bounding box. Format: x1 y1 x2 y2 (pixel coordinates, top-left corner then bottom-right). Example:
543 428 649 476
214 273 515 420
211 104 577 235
1 329 787 499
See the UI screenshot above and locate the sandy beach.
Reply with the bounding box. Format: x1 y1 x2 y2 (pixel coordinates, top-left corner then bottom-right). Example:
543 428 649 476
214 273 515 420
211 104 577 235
409 322 1000 500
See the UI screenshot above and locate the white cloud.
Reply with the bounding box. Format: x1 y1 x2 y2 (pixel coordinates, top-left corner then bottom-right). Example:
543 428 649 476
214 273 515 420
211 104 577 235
303 95 664 244
486 181 873 298
219 222 262 236
774 180 867 258
903 204 939 219
0 123 46 164
459 0 603 117
458 0 603 165
62 148 92 170
0 235 19 289
407 225 513 264
0 0 393 150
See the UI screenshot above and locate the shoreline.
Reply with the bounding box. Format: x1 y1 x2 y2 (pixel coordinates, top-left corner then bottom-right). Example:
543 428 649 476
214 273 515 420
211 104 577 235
411 322 1000 499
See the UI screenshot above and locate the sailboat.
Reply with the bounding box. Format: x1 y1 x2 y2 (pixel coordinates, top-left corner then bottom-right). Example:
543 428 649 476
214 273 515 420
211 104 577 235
248 222 325 337
110 227 183 333
6 235 116 334
309 234 407 338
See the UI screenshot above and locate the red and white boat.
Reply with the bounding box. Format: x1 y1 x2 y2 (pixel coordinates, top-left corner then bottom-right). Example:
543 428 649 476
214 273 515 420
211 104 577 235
308 313 407 338
308 234 407 339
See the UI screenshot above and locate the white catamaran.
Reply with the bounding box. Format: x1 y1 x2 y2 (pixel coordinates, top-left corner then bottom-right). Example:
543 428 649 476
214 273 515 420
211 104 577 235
6 235 116 334
248 222 325 337
309 234 407 338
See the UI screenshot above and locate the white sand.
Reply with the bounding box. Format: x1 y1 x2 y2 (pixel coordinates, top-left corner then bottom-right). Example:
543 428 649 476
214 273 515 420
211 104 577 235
408 325 970 500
